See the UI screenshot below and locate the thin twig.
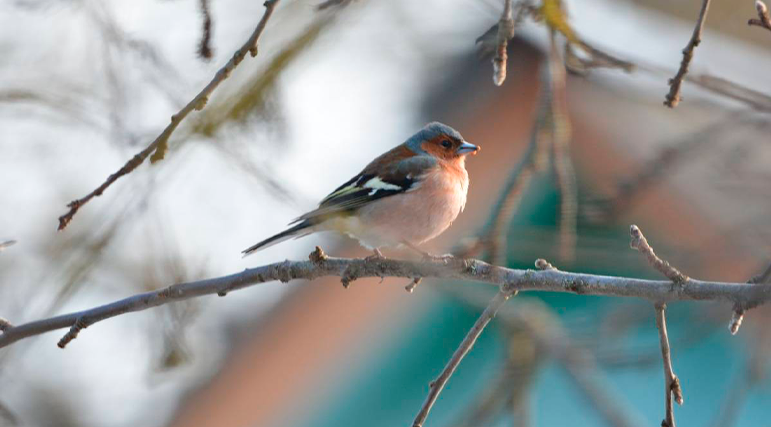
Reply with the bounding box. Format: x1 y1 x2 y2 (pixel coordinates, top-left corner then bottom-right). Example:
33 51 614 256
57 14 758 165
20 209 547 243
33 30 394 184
655 303 683 427
450 291 645 427
664 0 712 108
586 114 764 223
0 240 16 252
197 0 214 60
730 262 771 334
57 0 281 231
630 226 685 426
493 0 515 86
629 225 689 285
411 287 516 427
405 277 422 293
455 58 559 263
748 0 771 32
548 30 577 263
2 237 771 349
316 0 356 11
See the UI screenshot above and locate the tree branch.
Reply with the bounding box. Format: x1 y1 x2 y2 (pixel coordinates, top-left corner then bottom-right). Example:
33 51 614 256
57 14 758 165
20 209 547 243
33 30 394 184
0 236 769 351
664 0 711 108
655 303 683 427
748 0 771 32
629 225 689 285
57 0 281 231
629 225 684 427
493 0 515 86
411 288 516 427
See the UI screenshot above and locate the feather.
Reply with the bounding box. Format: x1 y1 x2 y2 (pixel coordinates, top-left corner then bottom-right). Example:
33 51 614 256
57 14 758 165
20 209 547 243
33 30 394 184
241 222 312 256
294 155 437 224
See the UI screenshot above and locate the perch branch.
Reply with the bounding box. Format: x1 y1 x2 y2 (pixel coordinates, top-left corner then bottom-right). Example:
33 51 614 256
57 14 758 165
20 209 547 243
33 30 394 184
664 0 711 108
1 239 770 350
57 0 281 231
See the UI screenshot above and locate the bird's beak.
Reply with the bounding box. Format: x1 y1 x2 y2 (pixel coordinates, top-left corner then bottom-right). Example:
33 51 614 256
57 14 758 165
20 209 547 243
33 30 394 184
456 141 480 156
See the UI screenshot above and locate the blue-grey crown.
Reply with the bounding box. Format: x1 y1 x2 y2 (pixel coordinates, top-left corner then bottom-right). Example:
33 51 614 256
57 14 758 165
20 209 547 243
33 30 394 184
405 122 464 154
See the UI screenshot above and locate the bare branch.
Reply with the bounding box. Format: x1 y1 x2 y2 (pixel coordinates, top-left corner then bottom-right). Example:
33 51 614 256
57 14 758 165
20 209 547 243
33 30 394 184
664 0 712 108
493 0 515 86
731 262 771 334
411 287 516 427
655 303 683 427
197 0 214 60
57 0 281 231
748 0 771 32
405 277 422 293
316 0 357 11
630 226 686 426
728 308 744 335
629 225 689 285
547 32 577 263
1 233 770 350
0 240 16 252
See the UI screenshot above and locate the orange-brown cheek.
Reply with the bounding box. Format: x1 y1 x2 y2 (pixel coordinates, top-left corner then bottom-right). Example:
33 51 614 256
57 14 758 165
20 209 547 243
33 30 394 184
423 141 461 160
420 141 443 157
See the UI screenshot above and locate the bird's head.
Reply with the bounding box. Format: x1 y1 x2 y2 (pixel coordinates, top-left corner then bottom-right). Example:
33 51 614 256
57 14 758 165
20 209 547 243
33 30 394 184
406 122 480 161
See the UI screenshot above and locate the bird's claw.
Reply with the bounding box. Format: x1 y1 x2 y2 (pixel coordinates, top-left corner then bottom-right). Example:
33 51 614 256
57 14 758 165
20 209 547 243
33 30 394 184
364 248 386 262
423 252 455 263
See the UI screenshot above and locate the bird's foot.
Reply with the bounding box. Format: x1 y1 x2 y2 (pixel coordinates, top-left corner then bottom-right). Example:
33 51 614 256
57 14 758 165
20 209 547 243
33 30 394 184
422 252 455 263
402 241 454 263
364 248 386 262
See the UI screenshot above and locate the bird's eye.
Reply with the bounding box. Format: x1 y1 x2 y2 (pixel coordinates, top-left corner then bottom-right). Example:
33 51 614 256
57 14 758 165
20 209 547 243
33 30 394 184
440 139 452 149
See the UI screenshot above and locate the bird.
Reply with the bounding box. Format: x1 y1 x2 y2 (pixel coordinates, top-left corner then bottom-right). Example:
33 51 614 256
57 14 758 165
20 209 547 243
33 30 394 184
242 122 479 258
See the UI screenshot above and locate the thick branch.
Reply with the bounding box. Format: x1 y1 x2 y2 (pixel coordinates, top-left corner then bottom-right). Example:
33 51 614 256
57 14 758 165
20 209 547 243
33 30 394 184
664 0 711 108
57 0 281 231
411 288 515 427
1 245 770 349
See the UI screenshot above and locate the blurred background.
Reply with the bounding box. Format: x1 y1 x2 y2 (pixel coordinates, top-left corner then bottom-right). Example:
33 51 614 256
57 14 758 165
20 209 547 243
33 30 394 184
1 0 770 426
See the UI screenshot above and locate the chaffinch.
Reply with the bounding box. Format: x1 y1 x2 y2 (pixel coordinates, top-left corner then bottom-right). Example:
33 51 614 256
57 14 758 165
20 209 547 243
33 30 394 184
242 122 479 257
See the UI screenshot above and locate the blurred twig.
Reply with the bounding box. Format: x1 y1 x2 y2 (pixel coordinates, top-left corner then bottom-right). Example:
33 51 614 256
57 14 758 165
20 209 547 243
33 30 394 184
664 0 712 108
57 0 282 231
316 0 357 10
0 241 17 253
456 47 574 264
197 0 214 61
548 32 577 263
710 309 771 427
748 0 771 32
584 114 766 223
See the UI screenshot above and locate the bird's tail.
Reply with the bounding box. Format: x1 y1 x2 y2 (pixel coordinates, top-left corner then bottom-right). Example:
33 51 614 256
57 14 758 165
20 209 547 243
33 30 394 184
242 222 313 257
